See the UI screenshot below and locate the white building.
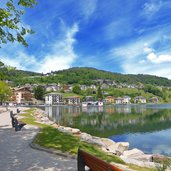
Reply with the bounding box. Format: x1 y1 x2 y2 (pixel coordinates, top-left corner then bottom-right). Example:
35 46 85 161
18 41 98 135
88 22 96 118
134 96 146 104
115 98 124 104
65 96 81 105
123 96 131 104
45 93 63 105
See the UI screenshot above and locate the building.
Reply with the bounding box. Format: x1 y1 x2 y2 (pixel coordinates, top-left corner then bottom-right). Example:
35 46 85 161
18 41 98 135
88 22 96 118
45 93 63 105
134 96 146 104
63 85 72 92
123 96 131 104
149 97 159 103
115 97 124 104
64 96 80 105
105 96 115 104
10 87 33 104
85 96 94 102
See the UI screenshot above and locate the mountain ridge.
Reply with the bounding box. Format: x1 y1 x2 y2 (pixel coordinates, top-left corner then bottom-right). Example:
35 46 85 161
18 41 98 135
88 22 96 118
0 62 171 86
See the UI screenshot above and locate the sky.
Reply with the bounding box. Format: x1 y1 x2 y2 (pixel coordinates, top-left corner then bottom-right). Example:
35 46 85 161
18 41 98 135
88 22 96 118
1 0 171 78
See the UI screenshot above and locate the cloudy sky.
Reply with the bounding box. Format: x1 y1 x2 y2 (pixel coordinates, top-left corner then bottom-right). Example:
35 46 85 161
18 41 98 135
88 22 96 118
1 0 171 78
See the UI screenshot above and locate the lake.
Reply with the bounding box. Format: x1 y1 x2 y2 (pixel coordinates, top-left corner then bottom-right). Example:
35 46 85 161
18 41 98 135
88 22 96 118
43 104 171 157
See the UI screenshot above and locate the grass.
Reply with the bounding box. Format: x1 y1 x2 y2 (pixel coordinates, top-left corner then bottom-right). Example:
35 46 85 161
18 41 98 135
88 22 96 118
19 108 47 128
34 126 124 164
20 108 124 164
20 108 158 171
128 164 157 171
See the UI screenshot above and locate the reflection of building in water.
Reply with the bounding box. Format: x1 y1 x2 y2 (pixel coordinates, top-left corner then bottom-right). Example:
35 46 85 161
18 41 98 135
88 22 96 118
105 107 116 114
81 106 104 114
67 106 80 116
45 106 63 124
133 105 147 113
45 106 52 118
115 106 131 114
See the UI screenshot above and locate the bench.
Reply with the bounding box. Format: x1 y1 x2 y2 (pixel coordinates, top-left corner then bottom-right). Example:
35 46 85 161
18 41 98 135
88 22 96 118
10 111 26 131
10 111 17 127
77 149 123 171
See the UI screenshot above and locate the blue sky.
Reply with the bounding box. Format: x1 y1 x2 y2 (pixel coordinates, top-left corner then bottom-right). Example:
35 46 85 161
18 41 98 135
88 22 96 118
1 0 171 78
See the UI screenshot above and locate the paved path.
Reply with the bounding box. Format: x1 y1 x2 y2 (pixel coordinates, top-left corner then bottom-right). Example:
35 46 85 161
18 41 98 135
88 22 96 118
0 108 77 171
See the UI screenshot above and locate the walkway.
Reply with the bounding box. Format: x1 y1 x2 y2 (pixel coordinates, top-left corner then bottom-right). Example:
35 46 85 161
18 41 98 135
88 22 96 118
0 108 77 171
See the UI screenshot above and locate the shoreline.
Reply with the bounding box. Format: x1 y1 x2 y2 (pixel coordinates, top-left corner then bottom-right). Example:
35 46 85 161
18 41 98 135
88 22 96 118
2 106 170 169
31 107 169 169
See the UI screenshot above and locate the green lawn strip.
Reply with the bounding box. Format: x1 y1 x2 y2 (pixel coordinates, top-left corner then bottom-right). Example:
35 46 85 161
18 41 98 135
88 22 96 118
128 164 157 171
19 108 47 128
19 108 156 170
34 126 124 164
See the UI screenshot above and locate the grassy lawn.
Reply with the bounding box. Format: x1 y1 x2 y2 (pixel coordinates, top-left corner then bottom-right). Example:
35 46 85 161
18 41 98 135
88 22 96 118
20 108 157 171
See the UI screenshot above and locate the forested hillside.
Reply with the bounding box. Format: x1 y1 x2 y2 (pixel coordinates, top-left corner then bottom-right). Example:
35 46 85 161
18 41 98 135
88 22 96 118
0 63 171 87
0 61 41 82
22 67 171 86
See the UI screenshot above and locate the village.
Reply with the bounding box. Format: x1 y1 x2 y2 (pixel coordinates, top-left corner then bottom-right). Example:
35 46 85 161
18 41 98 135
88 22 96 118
8 80 159 106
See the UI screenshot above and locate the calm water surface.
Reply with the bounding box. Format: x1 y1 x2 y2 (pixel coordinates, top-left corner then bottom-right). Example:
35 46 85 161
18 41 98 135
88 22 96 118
43 104 171 156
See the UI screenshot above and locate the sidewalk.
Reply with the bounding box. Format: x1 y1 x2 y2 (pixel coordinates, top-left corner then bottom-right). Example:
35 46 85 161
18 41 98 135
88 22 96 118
0 108 77 171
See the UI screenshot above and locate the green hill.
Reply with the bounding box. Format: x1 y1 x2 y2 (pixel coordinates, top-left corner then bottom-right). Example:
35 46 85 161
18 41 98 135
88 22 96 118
0 61 41 83
1 63 171 87
33 67 171 86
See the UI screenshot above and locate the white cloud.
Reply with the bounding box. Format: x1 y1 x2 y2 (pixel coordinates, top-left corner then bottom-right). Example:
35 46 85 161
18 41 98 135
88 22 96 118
110 32 171 79
79 0 98 20
143 1 162 16
0 47 37 70
147 52 171 64
142 0 171 19
143 44 153 54
37 23 79 73
0 23 79 73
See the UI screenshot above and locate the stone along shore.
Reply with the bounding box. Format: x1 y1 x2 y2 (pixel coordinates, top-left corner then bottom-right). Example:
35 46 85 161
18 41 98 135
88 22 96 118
33 108 171 170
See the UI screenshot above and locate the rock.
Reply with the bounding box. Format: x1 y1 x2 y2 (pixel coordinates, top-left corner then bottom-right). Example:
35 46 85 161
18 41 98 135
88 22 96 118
101 147 110 153
101 138 116 147
86 137 105 146
120 157 159 168
105 142 129 155
80 133 92 141
122 148 144 158
71 128 81 134
135 154 153 162
116 142 129 154
57 126 69 133
63 127 72 132
152 154 169 162
106 143 118 154
80 133 104 146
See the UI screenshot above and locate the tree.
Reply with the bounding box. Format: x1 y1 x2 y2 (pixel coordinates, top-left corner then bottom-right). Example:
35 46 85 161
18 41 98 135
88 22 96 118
97 85 103 100
0 81 12 105
34 86 44 100
0 0 37 47
72 85 81 94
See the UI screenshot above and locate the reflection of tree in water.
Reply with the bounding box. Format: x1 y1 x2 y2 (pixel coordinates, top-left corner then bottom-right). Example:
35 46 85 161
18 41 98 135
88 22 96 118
72 109 171 137
45 106 171 138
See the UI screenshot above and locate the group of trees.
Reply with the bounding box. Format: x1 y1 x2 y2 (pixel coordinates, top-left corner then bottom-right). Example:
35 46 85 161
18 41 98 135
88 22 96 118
0 0 36 47
144 85 164 98
4 67 171 87
0 81 11 104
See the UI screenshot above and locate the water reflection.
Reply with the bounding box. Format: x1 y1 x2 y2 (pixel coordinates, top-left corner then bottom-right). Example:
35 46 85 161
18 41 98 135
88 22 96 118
44 104 171 156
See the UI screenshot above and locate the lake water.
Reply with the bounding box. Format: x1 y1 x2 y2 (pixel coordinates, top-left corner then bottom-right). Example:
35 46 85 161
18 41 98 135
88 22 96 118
43 104 171 156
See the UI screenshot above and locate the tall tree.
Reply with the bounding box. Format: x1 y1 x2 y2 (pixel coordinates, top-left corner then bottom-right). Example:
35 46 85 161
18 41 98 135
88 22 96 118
0 81 12 104
34 85 44 100
72 85 81 94
97 85 103 100
0 0 37 47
